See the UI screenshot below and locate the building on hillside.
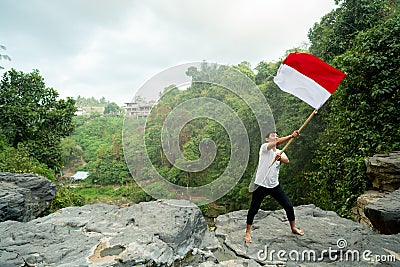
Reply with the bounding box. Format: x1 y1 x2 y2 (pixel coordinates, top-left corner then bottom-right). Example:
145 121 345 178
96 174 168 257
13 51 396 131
124 101 156 119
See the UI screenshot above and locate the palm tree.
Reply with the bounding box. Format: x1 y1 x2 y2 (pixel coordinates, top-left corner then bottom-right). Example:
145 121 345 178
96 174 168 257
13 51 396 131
0 45 11 70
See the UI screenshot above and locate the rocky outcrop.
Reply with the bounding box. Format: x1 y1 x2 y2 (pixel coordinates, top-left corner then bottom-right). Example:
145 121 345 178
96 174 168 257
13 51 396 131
1 201 399 266
365 189 400 234
353 152 400 234
0 172 56 222
353 190 389 228
365 151 400 191
216 205 400 266
0 200 219 266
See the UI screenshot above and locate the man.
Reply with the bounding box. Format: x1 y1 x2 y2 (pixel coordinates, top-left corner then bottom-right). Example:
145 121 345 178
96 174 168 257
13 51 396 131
245 130 304 243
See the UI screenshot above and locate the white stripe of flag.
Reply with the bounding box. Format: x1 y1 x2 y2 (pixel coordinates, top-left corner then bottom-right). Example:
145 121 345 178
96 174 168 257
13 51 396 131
273 52 346 110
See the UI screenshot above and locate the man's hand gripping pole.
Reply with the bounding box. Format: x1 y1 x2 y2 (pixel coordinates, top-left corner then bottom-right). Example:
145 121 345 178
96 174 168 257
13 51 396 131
269 109 318 167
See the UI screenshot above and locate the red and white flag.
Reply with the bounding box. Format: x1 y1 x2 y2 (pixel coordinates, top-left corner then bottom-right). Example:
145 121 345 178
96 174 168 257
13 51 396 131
273 52 346 110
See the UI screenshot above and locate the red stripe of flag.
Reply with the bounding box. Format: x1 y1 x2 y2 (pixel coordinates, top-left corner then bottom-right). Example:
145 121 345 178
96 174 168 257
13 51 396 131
282 52 346 94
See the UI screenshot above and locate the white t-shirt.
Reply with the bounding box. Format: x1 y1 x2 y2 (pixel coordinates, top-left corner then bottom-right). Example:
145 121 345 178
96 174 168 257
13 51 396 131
253 142 286 189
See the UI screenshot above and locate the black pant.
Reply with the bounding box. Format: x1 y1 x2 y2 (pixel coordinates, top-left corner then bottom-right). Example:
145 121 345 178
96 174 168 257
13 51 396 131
246 184 295 225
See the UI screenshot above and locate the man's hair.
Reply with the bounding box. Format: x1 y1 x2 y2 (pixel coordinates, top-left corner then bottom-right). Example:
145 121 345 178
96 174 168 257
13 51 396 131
265 131 278 139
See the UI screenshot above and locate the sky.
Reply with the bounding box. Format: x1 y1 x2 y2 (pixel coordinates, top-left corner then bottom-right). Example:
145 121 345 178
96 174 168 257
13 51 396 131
0 0 337 106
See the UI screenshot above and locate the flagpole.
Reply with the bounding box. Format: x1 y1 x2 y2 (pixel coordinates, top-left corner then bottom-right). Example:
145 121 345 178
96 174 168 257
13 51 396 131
269 109 318 167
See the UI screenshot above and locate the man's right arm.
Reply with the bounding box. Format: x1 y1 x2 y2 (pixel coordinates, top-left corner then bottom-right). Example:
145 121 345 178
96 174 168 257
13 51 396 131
276 130 299 146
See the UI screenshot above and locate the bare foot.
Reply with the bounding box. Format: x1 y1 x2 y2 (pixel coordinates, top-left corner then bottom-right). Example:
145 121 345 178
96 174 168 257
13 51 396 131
245 233 252 243
292 227 304 236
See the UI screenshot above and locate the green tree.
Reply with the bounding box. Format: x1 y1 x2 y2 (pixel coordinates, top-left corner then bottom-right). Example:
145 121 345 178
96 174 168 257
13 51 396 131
63 115 132 185
45 185 85 214
234 61 255 82
308 0 396 62
104 102 121 115
255 61 276 85
141 62 273 210
75 96 110 107
0 69 76 171
0 134 55 180
61 138 83 166
69 116 124 163
307 8 400 216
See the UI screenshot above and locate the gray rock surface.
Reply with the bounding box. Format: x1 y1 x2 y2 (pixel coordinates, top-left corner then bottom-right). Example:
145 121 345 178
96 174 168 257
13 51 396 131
216 204 400 266
354 152 400 235
365 189 400 234
0 172 56 222
365 151 400 191
198 259 263 267
1 201 400 266
0 199 219 266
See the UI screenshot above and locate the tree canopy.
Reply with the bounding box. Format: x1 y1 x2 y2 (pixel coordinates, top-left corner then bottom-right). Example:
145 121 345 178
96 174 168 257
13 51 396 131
104 102 122 115
305 0 399 215
0 69 76 171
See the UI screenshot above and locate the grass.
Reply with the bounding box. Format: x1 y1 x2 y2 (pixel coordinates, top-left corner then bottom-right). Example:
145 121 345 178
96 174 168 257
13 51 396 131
68 179 152 205
71 187 119 202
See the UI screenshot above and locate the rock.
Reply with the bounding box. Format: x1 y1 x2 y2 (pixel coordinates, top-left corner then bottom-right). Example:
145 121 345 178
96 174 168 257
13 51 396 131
216 204 400 266
365 189 400 234
0 172 56 222
0 199 219 266
2 200 400 266
215 209 271 238
352 151 400 234
353 190 389 229
198 258 264 267
365 151 400 191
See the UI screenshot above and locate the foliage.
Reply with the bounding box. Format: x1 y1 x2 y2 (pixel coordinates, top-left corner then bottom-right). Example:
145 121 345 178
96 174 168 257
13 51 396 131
114 185 153 203
45 184 85 214
63 115 132 185
0 69 76 171
0 134 55 180
85 158 131 185
61 138 83 165
134 62 266 210
70 186 119 202
308 0 397 62
69 116 123 162
75 96 109 107
234 61 256 82
60 114 154 205
306 3 399 216
104 102 122 115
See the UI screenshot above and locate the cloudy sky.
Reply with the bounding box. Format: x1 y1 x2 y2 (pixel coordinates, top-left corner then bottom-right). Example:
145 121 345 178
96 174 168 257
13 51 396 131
1 0 337 106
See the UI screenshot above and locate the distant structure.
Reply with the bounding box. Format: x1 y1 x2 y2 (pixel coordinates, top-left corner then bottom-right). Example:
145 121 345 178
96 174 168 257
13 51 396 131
74 108 84 116
124 101 156 119
71 171 89 181
74 106 105 116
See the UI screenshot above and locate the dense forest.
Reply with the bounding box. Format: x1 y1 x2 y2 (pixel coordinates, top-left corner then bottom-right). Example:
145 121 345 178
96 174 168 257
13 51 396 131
1 0 399 217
